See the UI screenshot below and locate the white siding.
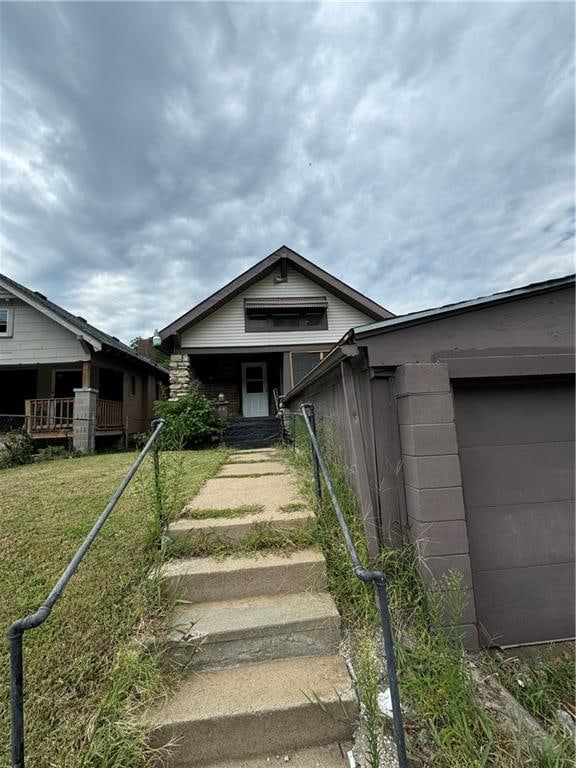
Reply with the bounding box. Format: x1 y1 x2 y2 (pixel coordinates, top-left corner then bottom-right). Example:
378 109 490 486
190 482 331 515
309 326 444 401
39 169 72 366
181 267 374 348
0 293 88 365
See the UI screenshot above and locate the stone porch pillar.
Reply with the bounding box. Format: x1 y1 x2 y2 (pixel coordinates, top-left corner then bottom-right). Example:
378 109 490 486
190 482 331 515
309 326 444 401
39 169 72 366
395 363 479 649
73 387 98 454
169 354 191 400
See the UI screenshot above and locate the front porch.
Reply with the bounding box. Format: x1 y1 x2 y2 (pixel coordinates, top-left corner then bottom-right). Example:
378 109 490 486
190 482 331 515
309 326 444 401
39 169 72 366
171 348 330 418
1 361 128 451
24 397 124 439
190 353 284 418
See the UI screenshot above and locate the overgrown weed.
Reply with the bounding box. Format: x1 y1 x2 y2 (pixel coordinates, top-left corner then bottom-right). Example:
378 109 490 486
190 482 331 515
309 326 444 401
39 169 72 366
166 518 316 560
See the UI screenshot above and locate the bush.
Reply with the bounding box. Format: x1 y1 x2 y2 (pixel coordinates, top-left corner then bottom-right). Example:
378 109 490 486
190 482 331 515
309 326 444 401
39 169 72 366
153 382 223 450
0 430 34 469
35 445 81 462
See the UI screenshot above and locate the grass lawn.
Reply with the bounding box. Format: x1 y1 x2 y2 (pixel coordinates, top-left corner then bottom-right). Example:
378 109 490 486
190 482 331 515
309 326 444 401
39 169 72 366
0 447 227 767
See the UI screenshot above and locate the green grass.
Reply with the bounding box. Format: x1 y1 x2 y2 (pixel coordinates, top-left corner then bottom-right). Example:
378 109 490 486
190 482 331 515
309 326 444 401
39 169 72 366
284 440 377 629
0 447 227 768
226 459 281 465
166 519 316 559
279 501 308 514
212 471 286 479
181 504 264 520
484 645 575 729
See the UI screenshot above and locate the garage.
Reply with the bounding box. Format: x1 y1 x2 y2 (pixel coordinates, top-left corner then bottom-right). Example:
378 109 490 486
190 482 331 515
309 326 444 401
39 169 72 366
454 378 575 647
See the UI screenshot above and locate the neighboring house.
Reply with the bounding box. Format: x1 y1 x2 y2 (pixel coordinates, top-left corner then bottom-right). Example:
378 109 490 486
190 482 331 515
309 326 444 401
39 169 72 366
0 273 168 452
159 245 392 419
283 274 575 649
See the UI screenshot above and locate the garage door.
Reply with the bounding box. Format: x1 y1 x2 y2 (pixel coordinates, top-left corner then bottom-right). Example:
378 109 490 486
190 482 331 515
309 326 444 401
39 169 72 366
454 379 575 646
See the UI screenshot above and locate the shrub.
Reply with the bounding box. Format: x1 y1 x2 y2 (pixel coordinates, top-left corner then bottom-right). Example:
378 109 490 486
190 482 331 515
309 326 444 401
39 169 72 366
153 382 223 450
0 430 34 469
35 445 81 462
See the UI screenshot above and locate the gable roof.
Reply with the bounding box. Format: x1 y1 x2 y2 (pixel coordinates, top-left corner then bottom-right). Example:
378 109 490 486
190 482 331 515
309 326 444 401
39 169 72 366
0 272 168 376
159 245 393 338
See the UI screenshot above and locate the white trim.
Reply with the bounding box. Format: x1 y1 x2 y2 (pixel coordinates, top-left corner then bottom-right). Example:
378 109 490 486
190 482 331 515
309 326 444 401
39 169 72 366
0 277 103 350
0 306 14 337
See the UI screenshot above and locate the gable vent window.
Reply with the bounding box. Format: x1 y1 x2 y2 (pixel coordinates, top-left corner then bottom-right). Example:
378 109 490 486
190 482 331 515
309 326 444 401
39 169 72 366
245 297 328 332
0 307 13 337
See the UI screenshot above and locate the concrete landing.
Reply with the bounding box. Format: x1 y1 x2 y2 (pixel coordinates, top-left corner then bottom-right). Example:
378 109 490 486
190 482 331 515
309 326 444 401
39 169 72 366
184 473 301 514
229 450 281 462
218 460 288 476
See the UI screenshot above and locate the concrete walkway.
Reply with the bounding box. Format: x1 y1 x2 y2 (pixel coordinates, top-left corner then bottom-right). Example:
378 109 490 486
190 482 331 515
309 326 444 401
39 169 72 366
147 448 357 767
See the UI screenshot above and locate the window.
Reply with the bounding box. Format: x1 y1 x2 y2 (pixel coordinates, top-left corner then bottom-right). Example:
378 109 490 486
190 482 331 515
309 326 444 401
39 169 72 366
0 308 12 336
246 307 328 332
129 374 136 396
291 352 323 385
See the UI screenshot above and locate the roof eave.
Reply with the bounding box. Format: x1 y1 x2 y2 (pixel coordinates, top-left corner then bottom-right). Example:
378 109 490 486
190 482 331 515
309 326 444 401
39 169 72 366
0 277 104 350
354 274 576 339
159 245 392 338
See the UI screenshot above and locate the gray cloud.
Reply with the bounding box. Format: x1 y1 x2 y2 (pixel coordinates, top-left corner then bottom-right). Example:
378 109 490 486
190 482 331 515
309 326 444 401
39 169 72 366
1 1 573 342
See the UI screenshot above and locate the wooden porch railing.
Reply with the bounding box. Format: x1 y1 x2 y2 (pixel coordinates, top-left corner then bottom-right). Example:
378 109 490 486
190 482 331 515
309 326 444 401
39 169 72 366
25 398 74 432
96 399 123 429
25 398 124 433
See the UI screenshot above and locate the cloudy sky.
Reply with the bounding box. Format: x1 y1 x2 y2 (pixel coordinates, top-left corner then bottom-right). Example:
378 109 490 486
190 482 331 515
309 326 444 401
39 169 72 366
1 2 574 342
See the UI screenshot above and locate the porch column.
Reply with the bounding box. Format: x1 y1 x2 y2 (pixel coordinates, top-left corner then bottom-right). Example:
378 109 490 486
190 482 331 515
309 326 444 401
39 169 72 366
395 363 479 649
73 387 98 454
169 354 190 400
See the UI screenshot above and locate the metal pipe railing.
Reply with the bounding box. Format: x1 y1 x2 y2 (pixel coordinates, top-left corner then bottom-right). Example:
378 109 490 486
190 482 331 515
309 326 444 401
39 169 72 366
7 418 166 768
299 403 409 768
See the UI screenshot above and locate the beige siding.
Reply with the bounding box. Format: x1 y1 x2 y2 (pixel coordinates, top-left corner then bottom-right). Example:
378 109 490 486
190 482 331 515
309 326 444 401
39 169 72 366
181 267 374 348
0 294 88 365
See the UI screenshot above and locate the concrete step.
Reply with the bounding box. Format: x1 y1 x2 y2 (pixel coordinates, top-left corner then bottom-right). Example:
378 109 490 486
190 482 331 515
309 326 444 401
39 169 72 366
165 592 341 669
145 655 358 765
168 508 313 546
184 474 302 515
217 461 287 476
204 742 353 767
161 549 327 603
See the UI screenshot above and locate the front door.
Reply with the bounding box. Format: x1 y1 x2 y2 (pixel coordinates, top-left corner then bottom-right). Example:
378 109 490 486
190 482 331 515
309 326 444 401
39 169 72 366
241 362 268 417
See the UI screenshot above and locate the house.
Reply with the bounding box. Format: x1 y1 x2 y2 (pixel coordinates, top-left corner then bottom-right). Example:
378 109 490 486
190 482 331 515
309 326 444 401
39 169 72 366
283 274 575 649
159 246 391 444
0 273 169 452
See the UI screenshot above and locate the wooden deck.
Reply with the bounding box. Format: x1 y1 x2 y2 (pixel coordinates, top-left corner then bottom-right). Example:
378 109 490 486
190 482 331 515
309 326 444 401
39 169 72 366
25 398 124 438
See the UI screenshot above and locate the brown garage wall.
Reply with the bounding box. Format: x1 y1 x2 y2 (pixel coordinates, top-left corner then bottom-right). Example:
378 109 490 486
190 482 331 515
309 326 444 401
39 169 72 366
361 285 574 370
453 378 575 646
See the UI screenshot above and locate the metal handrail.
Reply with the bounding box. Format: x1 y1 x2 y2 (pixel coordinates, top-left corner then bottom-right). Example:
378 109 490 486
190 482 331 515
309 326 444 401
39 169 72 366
7 418 166 768
299 404 409 768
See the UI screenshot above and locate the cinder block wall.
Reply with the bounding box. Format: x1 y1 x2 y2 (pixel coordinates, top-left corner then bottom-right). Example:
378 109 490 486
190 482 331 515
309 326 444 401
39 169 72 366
395 363 479 649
